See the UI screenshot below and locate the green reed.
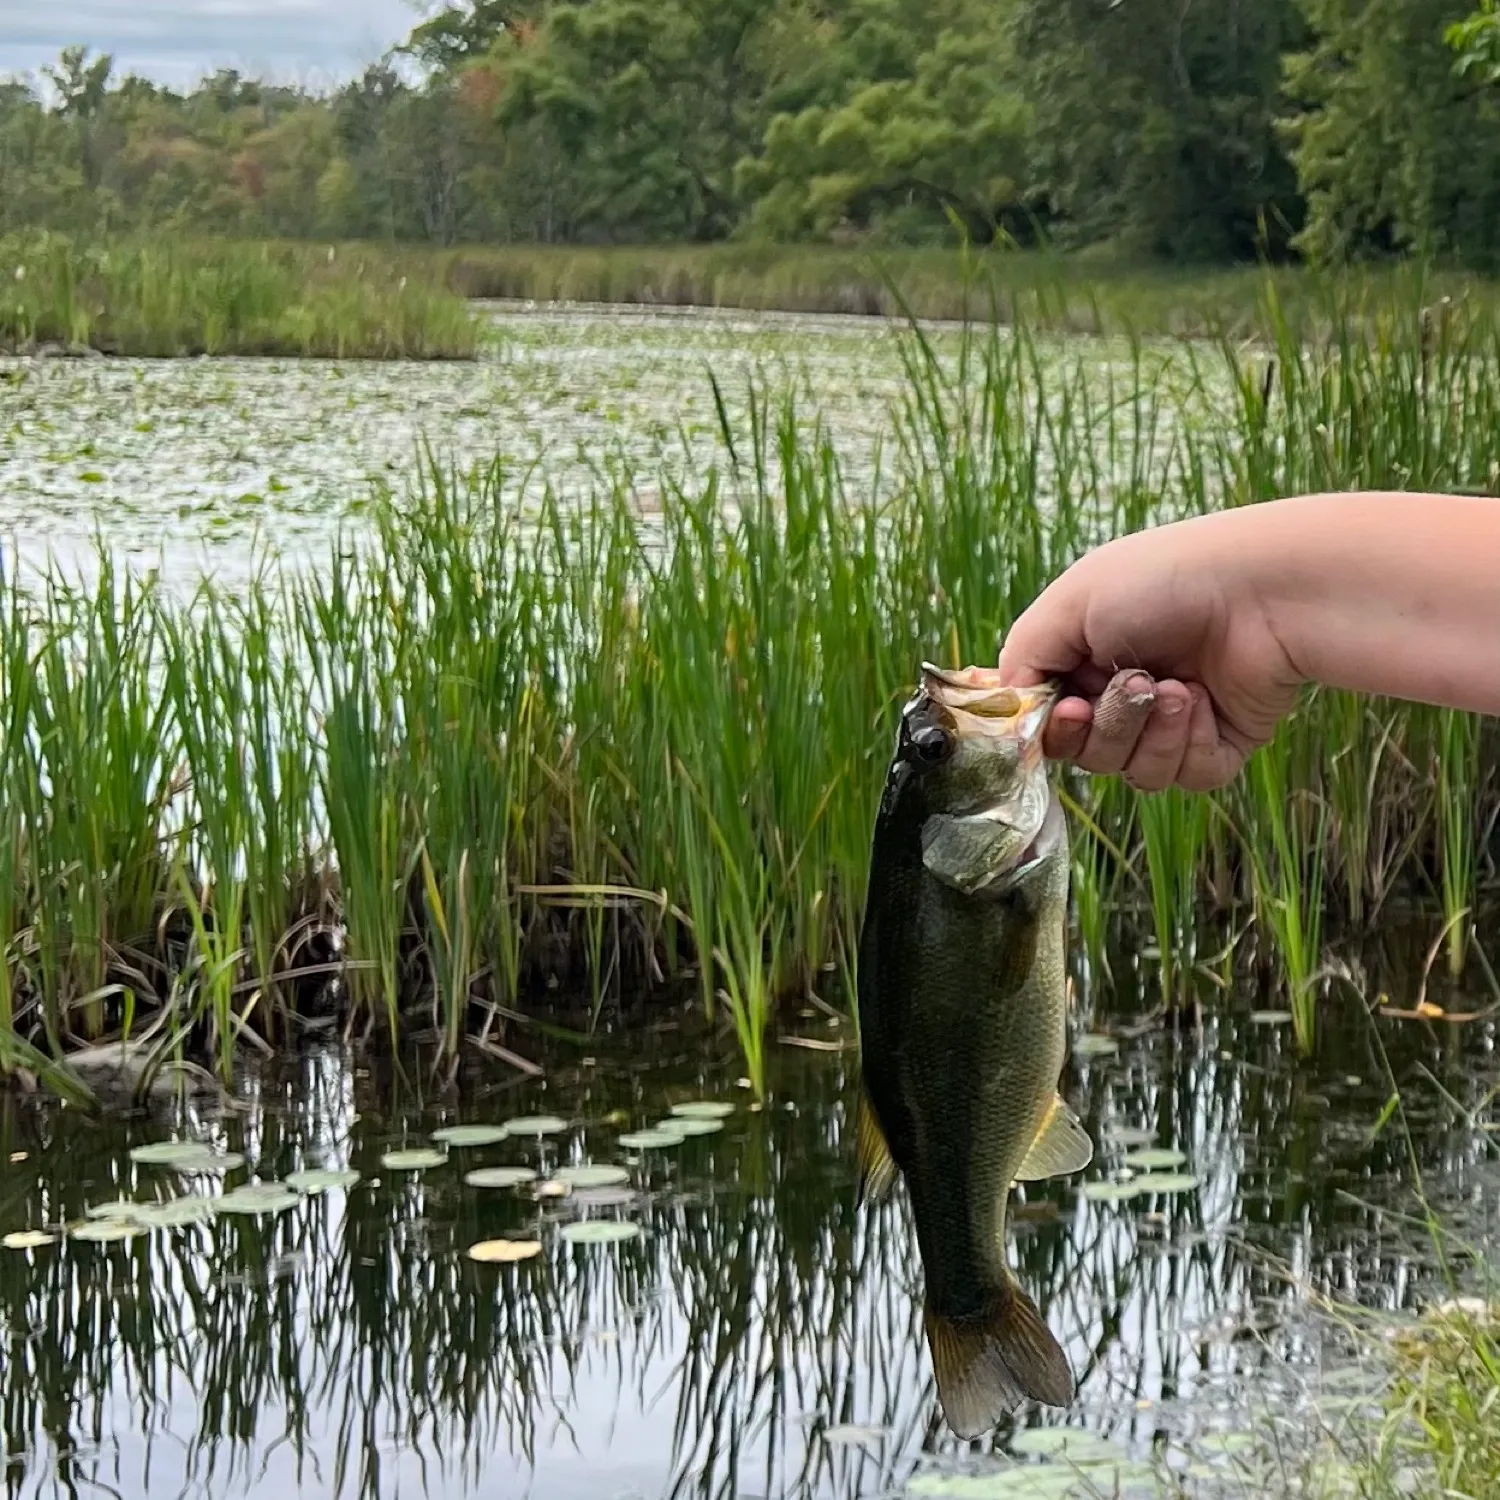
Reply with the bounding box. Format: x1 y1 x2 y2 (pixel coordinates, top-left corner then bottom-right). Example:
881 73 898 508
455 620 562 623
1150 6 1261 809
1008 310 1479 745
0 231 478 359
0 278 1496 1091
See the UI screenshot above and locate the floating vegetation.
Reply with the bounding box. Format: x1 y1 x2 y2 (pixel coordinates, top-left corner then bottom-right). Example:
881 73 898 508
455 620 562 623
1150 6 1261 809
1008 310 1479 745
656 1118 723 1138
1124 1172 1199 1195
379 1149 448 1172
1 1230 54 1250
1072 1035 1120 1059
616 1130 685 1151
68 1219 140 1243
667 1101 735 1120
553 1165 630 1189
465 1166 539 1189
559 1220 641 1246
467 1238 543 1264
131 1197 217 1228
1080 1180 1146 1204
1009 1427 1129 1462
1121 1149 1189 1171
214 1184 300 1217
501 1117 569 1137
430 1125 510 1147
85 1200 144 1221
284 1169 361 1194
127 1142 245 1173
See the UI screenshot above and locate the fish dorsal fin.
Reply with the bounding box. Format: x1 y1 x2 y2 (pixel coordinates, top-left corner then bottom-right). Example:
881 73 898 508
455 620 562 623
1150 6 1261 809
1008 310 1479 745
855 1091 900 1204
1013 1093 1093 1182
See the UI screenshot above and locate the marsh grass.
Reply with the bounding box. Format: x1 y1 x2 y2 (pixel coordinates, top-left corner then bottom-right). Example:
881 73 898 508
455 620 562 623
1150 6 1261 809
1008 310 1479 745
1 281 1499 1093
0 232 478 359
417 240 1500 343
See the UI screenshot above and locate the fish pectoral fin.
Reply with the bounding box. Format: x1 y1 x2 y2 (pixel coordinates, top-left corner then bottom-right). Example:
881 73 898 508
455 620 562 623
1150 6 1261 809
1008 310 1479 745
924 1279 1074 1438
855 1091 900 1204
1013 1093 1094 1182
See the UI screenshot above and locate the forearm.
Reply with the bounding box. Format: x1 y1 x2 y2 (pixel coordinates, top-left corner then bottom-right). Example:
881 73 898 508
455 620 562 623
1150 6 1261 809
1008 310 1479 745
1239 491 1500 714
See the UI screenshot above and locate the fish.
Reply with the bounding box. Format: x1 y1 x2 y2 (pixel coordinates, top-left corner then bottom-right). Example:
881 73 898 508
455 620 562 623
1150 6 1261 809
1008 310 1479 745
853 659 1092 1440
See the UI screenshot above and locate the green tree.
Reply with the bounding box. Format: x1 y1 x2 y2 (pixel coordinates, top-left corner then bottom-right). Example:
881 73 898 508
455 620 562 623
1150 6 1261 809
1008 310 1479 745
1015 0 1306 259
1283 0 1500 266
738 16 1034 244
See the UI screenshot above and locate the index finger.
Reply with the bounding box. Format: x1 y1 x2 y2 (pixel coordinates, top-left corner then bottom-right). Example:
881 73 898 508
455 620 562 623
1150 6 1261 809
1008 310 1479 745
997 575 1089 688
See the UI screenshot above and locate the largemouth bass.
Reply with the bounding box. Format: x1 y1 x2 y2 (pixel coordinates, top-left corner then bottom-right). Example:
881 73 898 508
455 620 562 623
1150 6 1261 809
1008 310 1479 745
854 661 1090 1439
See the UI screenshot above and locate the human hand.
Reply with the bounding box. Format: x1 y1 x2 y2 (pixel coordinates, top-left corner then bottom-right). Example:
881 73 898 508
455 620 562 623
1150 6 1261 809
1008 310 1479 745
998 516 1305 792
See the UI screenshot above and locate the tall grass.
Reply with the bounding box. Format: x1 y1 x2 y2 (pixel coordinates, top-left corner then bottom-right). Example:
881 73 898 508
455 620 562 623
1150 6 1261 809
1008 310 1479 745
409 240 1500 342
0 232 478 359
1 282 1499 1095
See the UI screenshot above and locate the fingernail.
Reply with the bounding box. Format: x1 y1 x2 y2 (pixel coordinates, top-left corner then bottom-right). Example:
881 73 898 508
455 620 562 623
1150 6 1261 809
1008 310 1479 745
1123 672 1154 698
1160 693 1187 718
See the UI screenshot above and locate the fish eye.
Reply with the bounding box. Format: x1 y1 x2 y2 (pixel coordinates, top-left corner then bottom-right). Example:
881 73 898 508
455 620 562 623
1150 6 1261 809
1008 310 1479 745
908 722 952 766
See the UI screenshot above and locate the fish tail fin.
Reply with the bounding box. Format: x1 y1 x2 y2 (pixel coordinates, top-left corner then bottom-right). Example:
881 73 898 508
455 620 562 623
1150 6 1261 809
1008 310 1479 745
923 1278 1073 1439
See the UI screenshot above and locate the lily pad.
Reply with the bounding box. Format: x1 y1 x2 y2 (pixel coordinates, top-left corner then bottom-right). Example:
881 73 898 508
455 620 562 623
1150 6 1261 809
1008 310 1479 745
1009 1427 1121 1462
467 1238 543 1264
70 1219 141 1243
668 1101 735 1120
465 1166 538 1189
285 1169 362 1195
502 1115 568 1136
3 1230 55 1250
379 1149 448 1171
86 1200 144 1221
128 1140 203 1165
1104 1126 1157 1148
1249 1010 1294 1026
1072 1034 1119 1059
1191 1431 1258 1460
1082 1180 1144 1203
617 1130 683 1150
214 1184 300 1217
654 1117 722 1137
129 1141 245 1173
1121 1148 1188 1170
1128 1172 1199 1195
909 1462 1161 1498
533 1179 571 1200
132 1197 216 1228
554 1165 630 1189
906 1468 1086 1498
559 1219 641 1245
430 1125 510 1148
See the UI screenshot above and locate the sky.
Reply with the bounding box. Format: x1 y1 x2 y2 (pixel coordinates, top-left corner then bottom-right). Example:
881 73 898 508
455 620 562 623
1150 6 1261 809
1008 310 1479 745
0 2 424 94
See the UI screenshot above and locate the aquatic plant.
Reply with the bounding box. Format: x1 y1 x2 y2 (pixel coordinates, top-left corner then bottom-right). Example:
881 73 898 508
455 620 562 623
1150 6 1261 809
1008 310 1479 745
0 232 478 359
0 285 1497 1095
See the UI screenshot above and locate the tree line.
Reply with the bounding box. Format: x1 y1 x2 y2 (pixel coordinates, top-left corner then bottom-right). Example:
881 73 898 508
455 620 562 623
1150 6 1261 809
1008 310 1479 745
4 0 1500 267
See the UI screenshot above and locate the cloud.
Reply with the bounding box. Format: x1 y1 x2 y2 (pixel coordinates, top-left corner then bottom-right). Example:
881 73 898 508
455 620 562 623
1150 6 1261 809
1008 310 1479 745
0 1 420 90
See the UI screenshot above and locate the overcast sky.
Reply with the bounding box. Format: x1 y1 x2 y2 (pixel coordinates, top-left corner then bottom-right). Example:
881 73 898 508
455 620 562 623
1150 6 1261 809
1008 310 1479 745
0 3 423 93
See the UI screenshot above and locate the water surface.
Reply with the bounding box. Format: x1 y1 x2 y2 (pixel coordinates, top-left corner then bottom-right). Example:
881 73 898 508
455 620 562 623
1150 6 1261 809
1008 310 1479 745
2 942 1494 1500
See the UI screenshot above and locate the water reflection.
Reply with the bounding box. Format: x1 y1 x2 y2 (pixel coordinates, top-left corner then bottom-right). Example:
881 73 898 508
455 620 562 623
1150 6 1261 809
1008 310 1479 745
1 950 1495 1500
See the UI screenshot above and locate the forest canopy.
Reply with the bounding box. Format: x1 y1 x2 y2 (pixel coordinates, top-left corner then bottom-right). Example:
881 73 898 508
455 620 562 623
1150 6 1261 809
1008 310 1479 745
3 1 1500 267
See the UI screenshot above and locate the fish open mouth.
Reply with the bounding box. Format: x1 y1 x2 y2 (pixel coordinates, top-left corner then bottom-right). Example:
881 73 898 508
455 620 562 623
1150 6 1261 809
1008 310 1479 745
919 664 1059 759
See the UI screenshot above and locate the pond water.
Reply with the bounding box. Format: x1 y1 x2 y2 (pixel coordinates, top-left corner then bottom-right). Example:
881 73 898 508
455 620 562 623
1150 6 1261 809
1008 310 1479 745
0 302 1198 593
2 935 1495 1500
